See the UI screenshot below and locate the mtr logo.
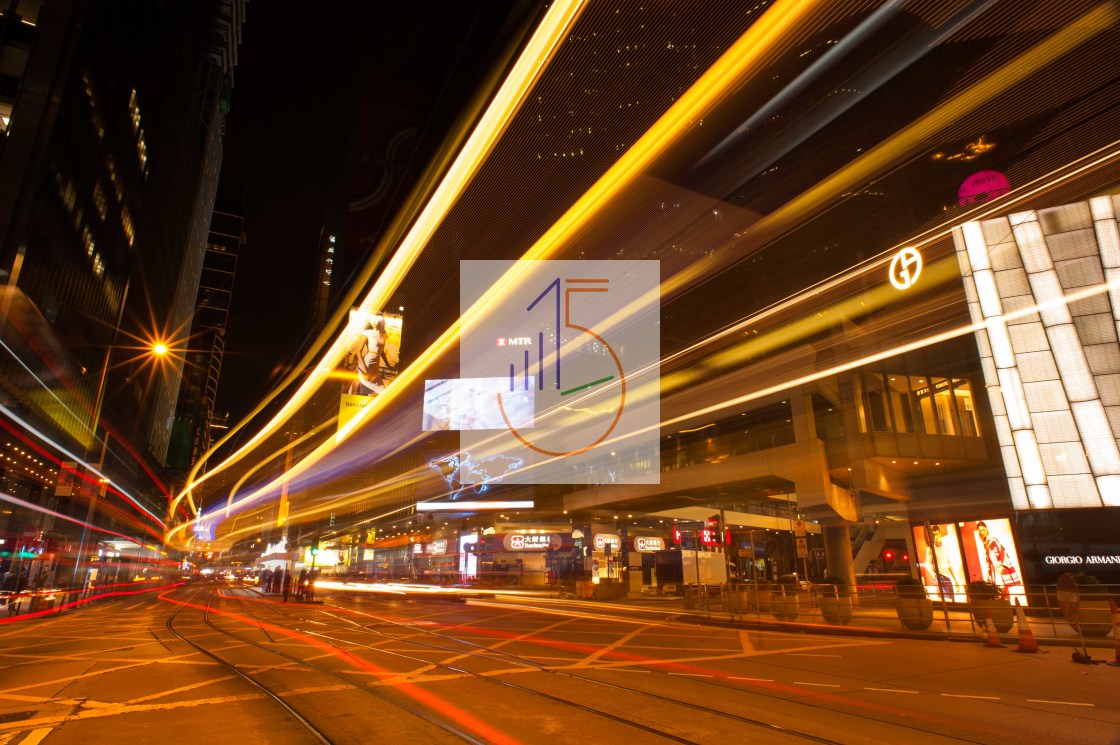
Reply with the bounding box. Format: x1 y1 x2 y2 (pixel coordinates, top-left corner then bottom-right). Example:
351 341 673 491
496 337 533 347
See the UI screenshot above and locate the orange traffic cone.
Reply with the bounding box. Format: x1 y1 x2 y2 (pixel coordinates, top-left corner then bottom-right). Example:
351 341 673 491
1013 599 1041 654
983 610 1005 648
1107 599 1119 667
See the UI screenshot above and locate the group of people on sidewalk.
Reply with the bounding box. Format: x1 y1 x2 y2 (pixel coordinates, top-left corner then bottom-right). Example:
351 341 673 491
259 567 316 602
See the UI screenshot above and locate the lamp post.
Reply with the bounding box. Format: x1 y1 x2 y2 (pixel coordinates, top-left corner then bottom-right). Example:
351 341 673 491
72 338 168 596
71 345 117 596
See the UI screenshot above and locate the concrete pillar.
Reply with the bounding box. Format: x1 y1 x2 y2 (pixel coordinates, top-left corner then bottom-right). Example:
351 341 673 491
789 388 817 444
836 373 869 489
822 523 856 587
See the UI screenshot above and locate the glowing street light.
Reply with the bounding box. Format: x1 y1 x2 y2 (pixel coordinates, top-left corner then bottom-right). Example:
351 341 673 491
74 336 173 593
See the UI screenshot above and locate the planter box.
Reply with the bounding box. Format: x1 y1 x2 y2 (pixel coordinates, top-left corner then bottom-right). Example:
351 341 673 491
770 588 801 621
896 596 933 630
820 595 853 626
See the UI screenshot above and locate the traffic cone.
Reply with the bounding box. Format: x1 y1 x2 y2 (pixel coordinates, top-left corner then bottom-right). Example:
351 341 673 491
1013 599 1041 654
1108 599 1120 667
983 610 1005 648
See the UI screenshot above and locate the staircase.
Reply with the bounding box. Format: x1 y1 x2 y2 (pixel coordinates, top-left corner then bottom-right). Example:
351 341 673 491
852 523 888 573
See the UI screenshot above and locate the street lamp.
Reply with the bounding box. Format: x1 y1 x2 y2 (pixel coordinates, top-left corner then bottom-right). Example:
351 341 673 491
71 330 121 597
72 336 171 595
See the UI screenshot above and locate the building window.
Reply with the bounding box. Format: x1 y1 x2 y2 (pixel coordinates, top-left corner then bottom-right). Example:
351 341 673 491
861 368 979 437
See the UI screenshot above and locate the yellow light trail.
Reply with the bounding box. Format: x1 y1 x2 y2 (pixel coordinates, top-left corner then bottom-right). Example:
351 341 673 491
221 424 326 518
170 0 588 520
653 1 1120 310
365 0 1116 443
596 276 1120 453
183 133 1120 549
334 0 1115 453
169 0 891 541
174 2 1120 547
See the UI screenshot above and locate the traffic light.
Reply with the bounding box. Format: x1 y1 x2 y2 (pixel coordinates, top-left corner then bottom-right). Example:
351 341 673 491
882 550 894 562
310 539 320 556
704 514 723 545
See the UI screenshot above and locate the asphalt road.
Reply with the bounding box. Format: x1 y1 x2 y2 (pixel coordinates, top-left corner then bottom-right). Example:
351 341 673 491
0 580 1116 745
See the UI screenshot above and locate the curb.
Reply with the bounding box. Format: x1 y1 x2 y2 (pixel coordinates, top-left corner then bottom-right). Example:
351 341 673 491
672 610 1116 649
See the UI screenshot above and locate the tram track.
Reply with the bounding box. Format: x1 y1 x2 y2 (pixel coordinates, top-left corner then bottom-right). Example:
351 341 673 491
220 587 711 745
162 583 487 745
269 591 990 745
231 589 853 745
163 587 332 745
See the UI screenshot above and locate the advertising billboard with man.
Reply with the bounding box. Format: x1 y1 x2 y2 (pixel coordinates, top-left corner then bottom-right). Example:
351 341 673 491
338 309 403 430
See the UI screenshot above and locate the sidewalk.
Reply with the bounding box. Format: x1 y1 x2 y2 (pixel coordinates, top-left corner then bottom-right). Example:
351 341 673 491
471 588 1119 651
312 579 1117 652
668 599 1116 649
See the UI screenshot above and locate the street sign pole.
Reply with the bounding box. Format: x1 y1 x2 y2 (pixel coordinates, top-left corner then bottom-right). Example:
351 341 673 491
310 551 317 601
793 519 809 581
720 506 734 584
925 521 953 633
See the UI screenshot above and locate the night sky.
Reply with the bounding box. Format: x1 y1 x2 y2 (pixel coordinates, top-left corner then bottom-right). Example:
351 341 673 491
214 1 537 423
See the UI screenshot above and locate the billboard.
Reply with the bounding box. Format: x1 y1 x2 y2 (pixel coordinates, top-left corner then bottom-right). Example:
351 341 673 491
422 378 535 431
912 522 967 603
338 309 402 430
959 518 1026 605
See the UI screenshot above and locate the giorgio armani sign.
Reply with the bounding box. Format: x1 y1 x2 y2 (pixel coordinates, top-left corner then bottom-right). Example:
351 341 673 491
1043 555 1120 565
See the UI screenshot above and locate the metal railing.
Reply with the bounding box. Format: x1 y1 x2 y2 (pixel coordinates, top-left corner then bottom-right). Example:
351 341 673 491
680 580 1118 640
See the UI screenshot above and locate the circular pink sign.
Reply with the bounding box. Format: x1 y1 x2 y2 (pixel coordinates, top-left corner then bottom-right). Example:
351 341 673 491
958 170 1010 206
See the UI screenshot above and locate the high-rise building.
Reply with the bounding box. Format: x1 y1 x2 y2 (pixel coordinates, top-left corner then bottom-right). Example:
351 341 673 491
141 1 245 466
169 209 243 470
0 0 244 584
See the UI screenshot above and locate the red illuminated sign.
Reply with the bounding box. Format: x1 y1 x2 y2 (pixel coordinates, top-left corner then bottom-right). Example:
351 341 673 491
673 527 729 546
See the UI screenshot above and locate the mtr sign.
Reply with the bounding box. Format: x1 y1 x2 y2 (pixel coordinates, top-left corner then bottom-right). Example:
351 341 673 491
593 533 622 552
634 536 666 552
504 533 560 551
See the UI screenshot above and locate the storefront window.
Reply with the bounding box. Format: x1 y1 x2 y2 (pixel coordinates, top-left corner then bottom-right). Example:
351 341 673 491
866 373 891 432
953 378 979 436
862 369 979 437
909 375 936 434
888 375 914 433
932 377 959 435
